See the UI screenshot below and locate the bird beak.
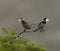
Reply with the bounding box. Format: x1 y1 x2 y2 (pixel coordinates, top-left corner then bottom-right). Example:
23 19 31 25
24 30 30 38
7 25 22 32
46 19 49 22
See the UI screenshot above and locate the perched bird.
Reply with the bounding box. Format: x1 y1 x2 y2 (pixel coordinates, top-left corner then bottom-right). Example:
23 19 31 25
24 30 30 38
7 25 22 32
15 18 31 38
18 18 31 32
33 17 49 32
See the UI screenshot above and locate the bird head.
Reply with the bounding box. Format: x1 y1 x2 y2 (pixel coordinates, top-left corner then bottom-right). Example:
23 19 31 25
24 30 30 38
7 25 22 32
18 18 25 22
42 17 49 22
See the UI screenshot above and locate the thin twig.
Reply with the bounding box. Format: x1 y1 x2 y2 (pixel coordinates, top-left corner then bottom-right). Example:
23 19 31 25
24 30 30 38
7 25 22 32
29 24 37 27
15 29 26 39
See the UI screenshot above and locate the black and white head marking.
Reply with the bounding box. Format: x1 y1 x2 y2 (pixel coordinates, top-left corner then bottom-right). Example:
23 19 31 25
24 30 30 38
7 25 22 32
18 18 25 22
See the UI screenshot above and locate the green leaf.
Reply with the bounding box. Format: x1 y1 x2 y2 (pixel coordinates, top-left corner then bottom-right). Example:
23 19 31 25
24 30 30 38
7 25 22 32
0 27 46 51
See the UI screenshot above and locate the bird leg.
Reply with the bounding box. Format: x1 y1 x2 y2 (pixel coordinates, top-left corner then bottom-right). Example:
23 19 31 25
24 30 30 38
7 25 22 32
39 28 45 32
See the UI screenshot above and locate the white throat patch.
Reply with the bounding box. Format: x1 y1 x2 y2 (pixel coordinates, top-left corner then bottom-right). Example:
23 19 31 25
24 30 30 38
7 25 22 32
18 19 21 22
46 19 49 22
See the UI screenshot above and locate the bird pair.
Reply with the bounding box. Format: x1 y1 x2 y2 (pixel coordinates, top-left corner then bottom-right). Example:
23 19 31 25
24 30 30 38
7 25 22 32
16 17 49 38
18 17 49 32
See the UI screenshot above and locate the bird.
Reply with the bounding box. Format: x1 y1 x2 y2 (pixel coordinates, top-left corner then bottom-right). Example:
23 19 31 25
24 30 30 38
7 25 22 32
18 18 30 31
16 18 31 38
33 17 49 32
